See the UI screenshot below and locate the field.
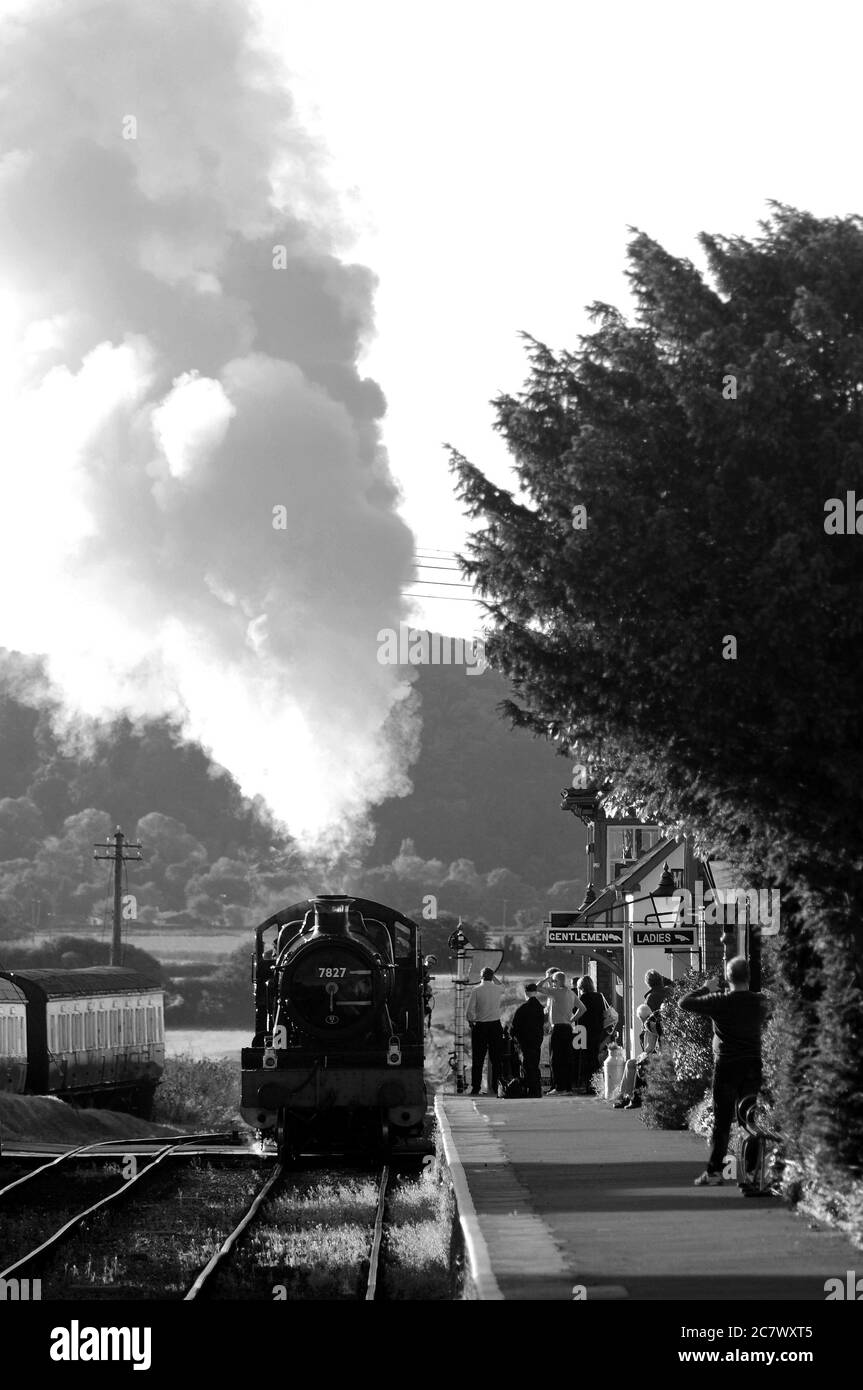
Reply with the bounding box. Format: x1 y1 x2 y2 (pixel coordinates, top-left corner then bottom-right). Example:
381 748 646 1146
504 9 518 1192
5 925 250 964
120 929 250 963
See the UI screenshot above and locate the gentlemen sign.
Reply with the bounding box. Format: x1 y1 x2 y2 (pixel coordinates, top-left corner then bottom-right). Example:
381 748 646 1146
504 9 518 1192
632 928 695 946
546 926 624 946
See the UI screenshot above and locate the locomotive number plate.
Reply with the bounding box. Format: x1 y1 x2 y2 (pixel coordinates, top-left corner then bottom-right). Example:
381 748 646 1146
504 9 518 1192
318 967 347 978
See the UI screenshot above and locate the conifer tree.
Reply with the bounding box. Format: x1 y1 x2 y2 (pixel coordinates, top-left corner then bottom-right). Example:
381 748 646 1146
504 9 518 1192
450 205 863 1193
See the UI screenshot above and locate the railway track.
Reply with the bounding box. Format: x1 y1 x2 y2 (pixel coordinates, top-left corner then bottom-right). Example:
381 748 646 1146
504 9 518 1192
0 1133 237 1284
183 1161 394 1300
2 1147 408 1299
365 1163 389 1300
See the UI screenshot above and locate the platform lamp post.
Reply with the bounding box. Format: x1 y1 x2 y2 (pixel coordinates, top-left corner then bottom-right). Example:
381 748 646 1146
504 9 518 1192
448 921 473 1095
654 862 677 900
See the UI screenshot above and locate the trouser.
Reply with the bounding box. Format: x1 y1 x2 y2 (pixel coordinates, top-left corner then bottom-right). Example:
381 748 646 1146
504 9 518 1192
550 1024 573 1091
708 1058 762 1174
619 1057 639 1098
519 1042 542 1097
471 1021 504 1093
573 1036 600 1091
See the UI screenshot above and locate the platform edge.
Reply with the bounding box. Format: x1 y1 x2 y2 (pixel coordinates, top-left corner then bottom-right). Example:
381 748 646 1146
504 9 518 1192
434 1094 504 1301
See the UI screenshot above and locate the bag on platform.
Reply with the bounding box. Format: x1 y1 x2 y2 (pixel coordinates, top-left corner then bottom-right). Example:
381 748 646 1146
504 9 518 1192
501 1076 526 1099
601 996 619 1034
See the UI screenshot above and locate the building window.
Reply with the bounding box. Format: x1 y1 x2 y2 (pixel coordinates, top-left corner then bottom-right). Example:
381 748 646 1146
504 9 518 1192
608 827 662 877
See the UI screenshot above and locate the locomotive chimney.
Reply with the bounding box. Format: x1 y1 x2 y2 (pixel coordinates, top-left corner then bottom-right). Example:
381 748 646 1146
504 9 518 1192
309 895 357 936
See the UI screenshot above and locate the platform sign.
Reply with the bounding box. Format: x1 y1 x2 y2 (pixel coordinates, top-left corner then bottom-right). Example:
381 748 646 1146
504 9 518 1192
546 926 624 946
632 928 695 946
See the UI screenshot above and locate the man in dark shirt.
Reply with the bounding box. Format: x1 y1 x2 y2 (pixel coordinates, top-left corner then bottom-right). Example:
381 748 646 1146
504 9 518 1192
680 956 769 1186
510 982 545 1097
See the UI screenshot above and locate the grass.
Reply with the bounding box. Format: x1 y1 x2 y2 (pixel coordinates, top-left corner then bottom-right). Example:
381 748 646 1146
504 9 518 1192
383 1162 452 1300
153 1053 247 1133
54 1163 266 1298
225 1174 381 1299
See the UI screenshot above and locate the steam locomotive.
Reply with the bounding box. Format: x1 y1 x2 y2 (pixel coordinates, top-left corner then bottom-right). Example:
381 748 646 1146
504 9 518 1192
0 966 165 1117
240 896 430 1157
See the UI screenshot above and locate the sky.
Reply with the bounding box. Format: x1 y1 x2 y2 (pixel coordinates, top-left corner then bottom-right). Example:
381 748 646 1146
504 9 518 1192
0 0 859 852
263 0 863 636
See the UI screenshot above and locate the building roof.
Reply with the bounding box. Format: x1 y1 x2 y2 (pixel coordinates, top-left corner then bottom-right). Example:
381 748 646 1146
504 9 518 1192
582 835 681 920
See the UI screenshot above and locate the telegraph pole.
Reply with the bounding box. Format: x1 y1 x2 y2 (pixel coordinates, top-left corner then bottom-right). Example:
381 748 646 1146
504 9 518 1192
94 826 143 965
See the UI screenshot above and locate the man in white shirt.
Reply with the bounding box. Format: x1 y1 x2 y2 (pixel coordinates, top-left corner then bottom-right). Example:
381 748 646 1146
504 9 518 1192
466 967 505 1096
536 970 577 1094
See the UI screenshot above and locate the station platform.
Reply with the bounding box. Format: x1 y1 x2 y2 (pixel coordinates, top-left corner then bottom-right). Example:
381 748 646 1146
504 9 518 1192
435 1093 860 1301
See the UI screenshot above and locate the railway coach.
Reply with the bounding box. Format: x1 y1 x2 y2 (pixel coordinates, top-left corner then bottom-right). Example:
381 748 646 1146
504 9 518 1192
0 966 164 1117
0 976 28 1093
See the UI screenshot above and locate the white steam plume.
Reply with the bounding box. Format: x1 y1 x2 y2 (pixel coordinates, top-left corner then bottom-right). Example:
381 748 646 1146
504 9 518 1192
0 0 419 856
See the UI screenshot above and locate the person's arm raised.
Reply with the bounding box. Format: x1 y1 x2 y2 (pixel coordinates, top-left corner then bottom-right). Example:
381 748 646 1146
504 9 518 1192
679 982 721 1012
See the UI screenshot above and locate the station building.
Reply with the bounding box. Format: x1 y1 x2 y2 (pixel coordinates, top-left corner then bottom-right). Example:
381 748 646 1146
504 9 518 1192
559 786 758 1056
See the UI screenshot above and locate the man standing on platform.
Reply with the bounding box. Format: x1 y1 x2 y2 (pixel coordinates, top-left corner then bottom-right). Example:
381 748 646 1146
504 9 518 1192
466 966 505 1096
537 969 577 1094
510 981 545 1097
680 956 769 1186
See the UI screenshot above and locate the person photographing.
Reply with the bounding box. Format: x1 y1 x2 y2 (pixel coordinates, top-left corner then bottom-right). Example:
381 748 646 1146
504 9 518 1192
680 956 769 1186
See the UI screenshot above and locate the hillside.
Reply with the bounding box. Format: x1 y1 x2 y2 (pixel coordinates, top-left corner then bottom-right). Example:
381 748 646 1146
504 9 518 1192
0 647 585 934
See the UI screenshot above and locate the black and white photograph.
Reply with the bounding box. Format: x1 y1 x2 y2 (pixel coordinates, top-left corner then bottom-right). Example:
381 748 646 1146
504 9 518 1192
0 0 861 1365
